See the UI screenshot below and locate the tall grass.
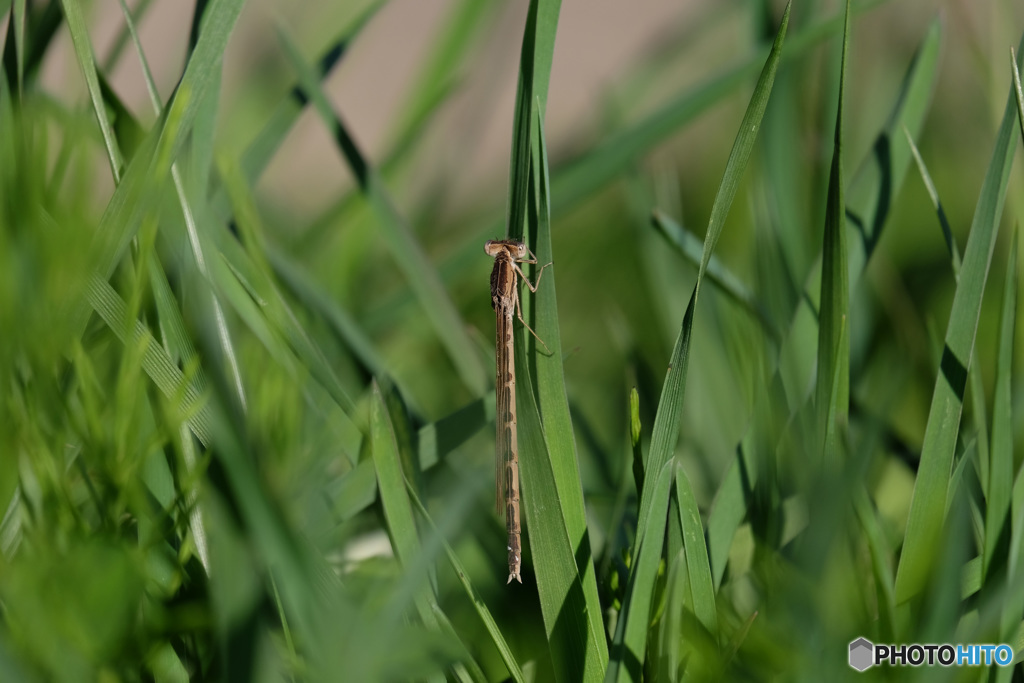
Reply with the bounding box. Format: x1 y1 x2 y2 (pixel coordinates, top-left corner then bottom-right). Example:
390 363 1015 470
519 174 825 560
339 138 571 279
1 0 1023 681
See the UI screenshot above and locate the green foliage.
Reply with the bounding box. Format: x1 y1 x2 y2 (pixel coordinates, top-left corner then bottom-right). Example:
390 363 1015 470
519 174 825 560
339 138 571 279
3 0 1024 681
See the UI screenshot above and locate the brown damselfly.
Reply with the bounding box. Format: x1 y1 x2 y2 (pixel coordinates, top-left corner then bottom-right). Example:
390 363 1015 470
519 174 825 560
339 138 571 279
485 239 549 584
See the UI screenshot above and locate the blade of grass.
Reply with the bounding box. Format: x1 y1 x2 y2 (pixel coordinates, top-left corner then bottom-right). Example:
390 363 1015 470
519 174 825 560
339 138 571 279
234 1 384 193
815 0 851 459
608 7 790 680
520 108 608 663
894 34 1024 603
706 18 941 589
515 337 606 681
58 0 124 181
84 274 211 446
606 460 674 683
406 481 527 683
10 0 24 93
279 28 487 397
498 1 608 677
112 0 248 414
986 227 1017 577
674 465 717 637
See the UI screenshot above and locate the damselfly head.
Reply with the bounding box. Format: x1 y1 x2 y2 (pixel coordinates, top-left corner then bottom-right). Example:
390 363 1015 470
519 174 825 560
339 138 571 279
484 239 527 259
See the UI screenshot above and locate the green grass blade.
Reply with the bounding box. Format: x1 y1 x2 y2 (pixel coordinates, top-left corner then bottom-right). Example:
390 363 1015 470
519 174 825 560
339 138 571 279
904 126 960 272
10 0 24 92
58 0 124 181
236 2 383 191
515 339 606 681
406 482 527 683
370 382 437 623
524 109 608 663
637 1 789 535
652 209 780 340
674 465 717 637
84 275 211 446
610 7 790 679
278 28 487 396
894 34 1024 603
386 0 494 163
705 18 942 589
606 460 674 683
1014 47 1024 141
985 227 1017 577
552 1 870 217
815 0 851 458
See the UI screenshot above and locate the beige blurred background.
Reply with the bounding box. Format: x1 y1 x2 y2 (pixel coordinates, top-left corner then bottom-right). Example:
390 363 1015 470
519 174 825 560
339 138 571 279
34 0 1024 232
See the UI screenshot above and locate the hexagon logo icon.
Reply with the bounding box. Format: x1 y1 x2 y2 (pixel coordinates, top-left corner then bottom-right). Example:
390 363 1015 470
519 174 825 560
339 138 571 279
849 638 874 672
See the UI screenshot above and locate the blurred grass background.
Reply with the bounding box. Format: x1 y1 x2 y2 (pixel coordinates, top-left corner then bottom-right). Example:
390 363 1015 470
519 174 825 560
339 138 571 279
3 0 1024 680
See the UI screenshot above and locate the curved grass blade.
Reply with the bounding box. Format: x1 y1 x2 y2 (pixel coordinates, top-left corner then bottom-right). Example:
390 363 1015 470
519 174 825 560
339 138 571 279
815 0 851 459
894 34 1024 603
608 7 791 680
706 18 942 589
279 28 487 397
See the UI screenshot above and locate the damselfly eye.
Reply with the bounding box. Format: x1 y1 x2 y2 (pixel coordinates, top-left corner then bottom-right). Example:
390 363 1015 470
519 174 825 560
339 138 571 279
517 244 528 258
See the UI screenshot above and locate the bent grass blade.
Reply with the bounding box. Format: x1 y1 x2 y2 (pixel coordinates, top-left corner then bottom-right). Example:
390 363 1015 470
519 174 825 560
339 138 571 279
485 239 550 584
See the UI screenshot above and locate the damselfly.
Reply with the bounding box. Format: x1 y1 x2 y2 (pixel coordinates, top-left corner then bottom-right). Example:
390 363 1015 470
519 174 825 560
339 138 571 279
485 239 550 584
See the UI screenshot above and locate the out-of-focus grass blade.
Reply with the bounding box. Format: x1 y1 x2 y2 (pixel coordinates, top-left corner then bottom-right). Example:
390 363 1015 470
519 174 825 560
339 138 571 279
894 35 1024 604
609 7 790 680
1013 47 1024 140
84 274 211 445
58 0 124 180
606 460 674 683
10 0 24 92
815 0 851 458
986 228 1016 576
330 395 494 520
905 124 995 501
706 18 941 589
370 382 438 625
102 0 154 71
371 382 490 683
905 126 960 272
386 0 494 164
234 1 384 192
674 465 717 637
551 0 874 215
279 28 487 397
76 0 244 340
652 210 779 340
406 481 527 683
